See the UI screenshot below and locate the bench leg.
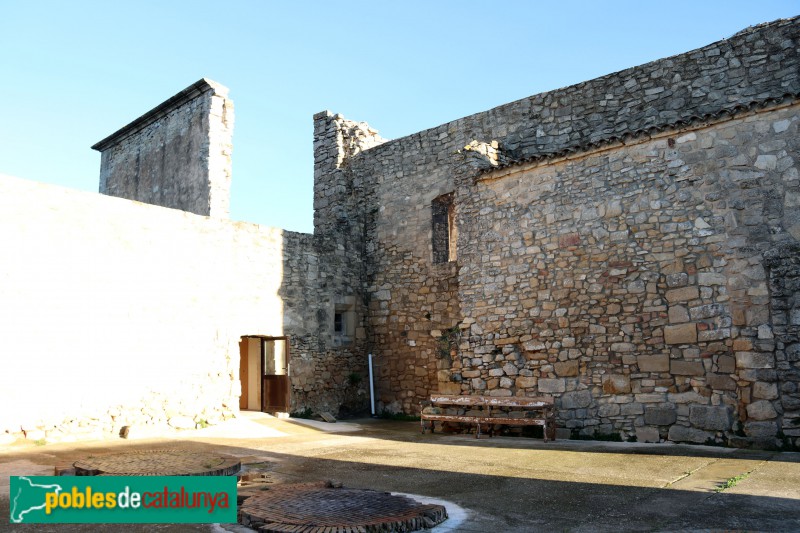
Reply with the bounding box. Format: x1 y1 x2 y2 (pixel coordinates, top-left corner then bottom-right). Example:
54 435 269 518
543 409 549 442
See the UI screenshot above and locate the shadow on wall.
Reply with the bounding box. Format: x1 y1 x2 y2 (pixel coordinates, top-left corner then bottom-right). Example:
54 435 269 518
278 231 370 418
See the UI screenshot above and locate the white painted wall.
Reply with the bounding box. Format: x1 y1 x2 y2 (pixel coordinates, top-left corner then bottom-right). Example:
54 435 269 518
0 174 291 432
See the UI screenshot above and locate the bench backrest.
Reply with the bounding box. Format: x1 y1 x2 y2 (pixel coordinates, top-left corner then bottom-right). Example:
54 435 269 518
429 395 553 407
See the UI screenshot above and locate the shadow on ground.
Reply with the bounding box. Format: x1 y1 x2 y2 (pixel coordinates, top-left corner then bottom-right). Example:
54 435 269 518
1 419 799 532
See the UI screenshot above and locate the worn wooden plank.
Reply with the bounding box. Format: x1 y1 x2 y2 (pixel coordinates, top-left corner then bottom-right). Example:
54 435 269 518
483 396 554 408
421 414 549 426
429 394 485 405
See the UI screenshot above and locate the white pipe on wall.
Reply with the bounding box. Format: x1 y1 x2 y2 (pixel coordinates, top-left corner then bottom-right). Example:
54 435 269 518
368 353 376 416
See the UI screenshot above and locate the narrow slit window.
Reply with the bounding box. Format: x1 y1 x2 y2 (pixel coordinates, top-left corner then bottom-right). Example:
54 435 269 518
432 193 456 263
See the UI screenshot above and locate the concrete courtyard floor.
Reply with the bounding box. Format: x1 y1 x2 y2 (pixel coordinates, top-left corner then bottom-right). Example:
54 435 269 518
2 412 800 532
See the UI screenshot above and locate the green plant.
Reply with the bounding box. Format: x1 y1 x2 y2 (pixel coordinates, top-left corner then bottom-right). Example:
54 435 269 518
347 372 363 387
715 472 750 493
290 407 314 419
437 325 461 360
33 439 46 446
197 419 209 429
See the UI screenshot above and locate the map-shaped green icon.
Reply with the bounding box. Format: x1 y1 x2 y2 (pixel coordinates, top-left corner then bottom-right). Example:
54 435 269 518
10 476 63 523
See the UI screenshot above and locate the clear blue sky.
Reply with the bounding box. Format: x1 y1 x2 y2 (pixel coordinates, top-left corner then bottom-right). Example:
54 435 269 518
1 1 797 233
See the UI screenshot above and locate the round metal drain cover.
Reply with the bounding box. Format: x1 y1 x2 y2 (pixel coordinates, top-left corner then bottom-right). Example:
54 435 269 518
240 482 448 532
73 449 241 476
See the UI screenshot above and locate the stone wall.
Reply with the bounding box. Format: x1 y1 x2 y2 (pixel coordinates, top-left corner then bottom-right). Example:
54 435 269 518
94 79 233 218
312 112 388 410
281 230 370 415
455 103 798 446
0 174 366 443
312 16 800 446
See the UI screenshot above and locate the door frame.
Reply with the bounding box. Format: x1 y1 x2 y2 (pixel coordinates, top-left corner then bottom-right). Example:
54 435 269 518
239 335 290 413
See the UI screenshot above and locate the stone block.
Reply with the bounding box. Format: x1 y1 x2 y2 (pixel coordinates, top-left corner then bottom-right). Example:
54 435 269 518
707 373 737 391
668 425 714 444
638 354 669 372
620 402 644 415
735 352 774 369
668 391 706 404
471 378 487 390
666 273 688 287
670 360 704 376
665 286 699 303
598 404 620 417
636 427 660 443
437 383 461 395
753 381 778 400
636 393 666 403
554 360 579 377
668 306 689 324
689 405 731 431
556 428 572 440
689 303 723 321
645 407 677 426
697 272 726 286
788 343 800 362
602 374 631 394
746 400 777 420
757 324 773 339
561 390 592 409
664 323 697 344
515 376 537 389
538 378 566 393
717 355 735 373
610 342 635 352
745 420 777 438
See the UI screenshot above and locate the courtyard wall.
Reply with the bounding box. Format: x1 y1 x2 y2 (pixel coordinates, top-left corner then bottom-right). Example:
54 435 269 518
0 174 366 442
314 17 800 446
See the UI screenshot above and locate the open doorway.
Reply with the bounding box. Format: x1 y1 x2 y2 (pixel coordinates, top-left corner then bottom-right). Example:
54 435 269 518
238 336 290 414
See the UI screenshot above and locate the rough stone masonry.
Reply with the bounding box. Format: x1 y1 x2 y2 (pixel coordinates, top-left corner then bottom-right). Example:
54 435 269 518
313 16 800 448
0 17 798 449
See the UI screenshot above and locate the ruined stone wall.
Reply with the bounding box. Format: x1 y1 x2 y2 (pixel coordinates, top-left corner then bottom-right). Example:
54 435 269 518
312 17 800 445
94 79 233 218
0 174 365 444
455 104 799 446
313 111 464 414
281 230 370 415
312 112 389 411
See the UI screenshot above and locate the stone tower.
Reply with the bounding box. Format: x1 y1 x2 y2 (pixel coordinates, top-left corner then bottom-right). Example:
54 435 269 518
92 78 233 218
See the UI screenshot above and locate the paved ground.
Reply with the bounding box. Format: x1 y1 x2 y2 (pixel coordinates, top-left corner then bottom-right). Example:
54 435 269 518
2 413 799 532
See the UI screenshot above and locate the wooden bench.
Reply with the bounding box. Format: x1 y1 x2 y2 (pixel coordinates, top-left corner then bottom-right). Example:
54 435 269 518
420 394 556 441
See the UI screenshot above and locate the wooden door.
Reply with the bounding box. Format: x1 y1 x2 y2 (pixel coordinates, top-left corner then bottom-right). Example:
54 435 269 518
238 339 248 410
261 338 290 413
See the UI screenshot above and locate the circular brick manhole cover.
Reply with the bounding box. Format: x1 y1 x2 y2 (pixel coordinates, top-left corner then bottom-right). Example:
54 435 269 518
240 482 448 533
73 449 241 476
